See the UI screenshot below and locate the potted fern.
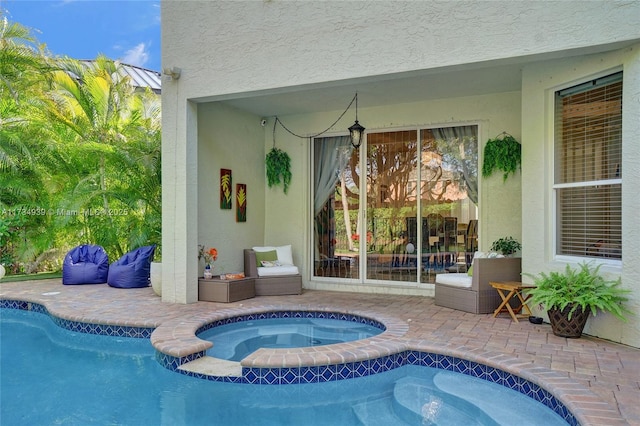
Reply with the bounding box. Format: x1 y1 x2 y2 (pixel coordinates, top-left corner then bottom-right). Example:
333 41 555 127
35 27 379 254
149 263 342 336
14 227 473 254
482 133 521 181
525 263 629 338
266 147 292 194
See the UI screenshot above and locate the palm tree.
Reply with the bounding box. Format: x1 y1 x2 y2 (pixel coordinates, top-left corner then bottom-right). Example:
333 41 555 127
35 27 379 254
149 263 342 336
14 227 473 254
37 56 162 259
1 13 163 270
0 15 56 272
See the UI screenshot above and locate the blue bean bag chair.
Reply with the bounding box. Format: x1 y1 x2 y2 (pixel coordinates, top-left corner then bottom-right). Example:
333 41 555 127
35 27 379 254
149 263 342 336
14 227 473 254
107 245 156 289
62 244 109 285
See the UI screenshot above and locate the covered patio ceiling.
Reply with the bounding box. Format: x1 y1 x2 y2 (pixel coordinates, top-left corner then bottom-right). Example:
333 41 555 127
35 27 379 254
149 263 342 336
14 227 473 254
219 61 524 118
210 40 637 119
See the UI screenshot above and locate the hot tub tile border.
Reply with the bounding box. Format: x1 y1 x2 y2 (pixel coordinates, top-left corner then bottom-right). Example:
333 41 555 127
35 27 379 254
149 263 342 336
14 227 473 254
194 310 386 336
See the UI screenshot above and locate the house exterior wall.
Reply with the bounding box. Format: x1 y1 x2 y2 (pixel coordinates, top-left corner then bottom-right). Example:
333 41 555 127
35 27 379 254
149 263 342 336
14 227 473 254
521 45 640 347
197 103 267 275
267 92 522 295
162 1 640 346
161 1 640 99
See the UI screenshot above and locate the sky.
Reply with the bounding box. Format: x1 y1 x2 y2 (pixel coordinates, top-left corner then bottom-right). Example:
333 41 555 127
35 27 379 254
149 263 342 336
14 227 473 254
1 0 161 71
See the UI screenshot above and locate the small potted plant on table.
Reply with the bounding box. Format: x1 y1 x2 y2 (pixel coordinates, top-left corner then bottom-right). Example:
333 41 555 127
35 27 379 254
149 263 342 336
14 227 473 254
490 236 521 256
525 262 629 338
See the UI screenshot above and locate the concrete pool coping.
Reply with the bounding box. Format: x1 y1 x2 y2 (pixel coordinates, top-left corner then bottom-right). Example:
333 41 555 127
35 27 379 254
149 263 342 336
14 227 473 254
1 279 637 425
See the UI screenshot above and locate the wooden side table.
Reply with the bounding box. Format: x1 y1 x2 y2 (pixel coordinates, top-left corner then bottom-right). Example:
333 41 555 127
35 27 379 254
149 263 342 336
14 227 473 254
198 276 255 303
490 281 535 322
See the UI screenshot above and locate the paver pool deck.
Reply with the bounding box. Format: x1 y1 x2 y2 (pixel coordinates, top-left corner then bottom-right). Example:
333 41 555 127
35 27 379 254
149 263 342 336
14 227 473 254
1 279 638 425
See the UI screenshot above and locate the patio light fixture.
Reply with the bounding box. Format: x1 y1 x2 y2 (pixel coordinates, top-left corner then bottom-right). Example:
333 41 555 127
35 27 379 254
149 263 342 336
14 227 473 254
271 93 364 148
162 66 181 80
348 93 365 149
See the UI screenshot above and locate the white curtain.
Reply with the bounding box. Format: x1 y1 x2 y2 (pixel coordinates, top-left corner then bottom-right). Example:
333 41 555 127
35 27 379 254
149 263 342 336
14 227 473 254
431 125 478 205
314 136 353 215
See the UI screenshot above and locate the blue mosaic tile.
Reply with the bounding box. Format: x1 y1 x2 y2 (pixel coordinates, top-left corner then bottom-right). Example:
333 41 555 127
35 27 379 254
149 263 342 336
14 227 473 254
505 372 518 389
300 366 318 383
318 365 335 382
1 299 153 338
439 355 453 371
349 361 364 378
282 368 299 384
336 363 352 380
470 362 484 378
1 300 28 310
263 369 279 384
422 352 437 368
196 310 385 342
243 368 258 384
370 357 382 374
31 303 48 314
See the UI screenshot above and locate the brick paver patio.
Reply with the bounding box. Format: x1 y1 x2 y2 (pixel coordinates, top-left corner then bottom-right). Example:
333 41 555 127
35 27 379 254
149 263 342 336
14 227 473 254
1 279 638 425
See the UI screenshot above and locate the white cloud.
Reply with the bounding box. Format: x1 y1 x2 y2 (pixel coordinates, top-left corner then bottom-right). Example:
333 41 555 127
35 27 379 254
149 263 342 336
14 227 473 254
121 43 149 67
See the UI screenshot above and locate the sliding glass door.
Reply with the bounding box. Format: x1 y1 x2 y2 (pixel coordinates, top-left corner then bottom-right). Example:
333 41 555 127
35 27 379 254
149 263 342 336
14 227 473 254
312 125 478 284
312 136 360 279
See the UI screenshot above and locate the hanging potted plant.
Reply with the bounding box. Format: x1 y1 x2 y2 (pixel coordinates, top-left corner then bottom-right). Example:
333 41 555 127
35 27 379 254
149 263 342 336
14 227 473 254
266 147 292 194
482 133 521 181
490 236 521 256
525 263 630 338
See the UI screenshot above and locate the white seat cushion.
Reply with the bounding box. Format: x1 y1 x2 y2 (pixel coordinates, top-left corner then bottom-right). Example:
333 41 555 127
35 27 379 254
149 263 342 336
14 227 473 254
435 273 472 288
257 265 299 277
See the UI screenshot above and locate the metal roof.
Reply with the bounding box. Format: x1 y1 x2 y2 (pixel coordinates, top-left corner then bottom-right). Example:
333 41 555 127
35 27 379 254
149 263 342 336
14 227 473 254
80 60 161 94
117 63 162 94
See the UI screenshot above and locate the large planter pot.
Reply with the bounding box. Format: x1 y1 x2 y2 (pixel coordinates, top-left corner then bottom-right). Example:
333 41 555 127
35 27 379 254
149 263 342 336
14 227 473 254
547 305 590 338
150 262 162 296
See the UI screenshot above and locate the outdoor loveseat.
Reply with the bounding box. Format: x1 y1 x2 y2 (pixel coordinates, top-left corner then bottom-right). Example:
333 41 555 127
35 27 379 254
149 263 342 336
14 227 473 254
434 256 521 314
244 247 302 296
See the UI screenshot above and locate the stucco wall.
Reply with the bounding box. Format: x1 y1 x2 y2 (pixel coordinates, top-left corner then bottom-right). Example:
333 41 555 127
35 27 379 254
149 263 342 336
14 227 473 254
264 91 522 294
161 1 640 347
162 1 640 99
521 45 640 347
197 103 266 275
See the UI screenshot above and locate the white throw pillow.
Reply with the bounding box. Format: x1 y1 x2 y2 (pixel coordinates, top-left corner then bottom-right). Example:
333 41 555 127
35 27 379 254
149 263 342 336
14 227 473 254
275 245 294 265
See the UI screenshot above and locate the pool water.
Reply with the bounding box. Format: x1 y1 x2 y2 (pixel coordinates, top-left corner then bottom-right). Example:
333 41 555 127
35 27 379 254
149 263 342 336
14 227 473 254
199 317 383 361
0 309 568 425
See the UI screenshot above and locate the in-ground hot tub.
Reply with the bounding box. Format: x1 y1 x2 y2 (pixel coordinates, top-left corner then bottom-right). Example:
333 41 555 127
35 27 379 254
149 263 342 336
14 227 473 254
198 315 384 361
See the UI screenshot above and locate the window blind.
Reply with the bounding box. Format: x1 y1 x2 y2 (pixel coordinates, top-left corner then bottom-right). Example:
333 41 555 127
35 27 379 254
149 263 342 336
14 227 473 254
554 72 622 259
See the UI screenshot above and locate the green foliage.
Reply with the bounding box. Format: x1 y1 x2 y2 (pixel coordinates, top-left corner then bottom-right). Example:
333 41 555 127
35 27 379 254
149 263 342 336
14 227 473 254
266 147 292 194
482 134 521 181
490 236 521 256
0 15 162 271
525 263 630 321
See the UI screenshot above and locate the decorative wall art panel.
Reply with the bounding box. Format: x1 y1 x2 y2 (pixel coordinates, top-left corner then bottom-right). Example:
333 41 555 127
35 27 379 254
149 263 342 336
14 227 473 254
220 169 232 209
236 183 246 222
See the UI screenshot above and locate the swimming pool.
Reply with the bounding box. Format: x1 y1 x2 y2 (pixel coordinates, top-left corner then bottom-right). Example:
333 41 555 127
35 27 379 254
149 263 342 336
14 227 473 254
1 306 572 425
199 317 383 361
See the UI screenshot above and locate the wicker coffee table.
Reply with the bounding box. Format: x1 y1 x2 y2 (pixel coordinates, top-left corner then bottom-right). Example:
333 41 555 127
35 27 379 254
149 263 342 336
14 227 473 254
198 276 255 303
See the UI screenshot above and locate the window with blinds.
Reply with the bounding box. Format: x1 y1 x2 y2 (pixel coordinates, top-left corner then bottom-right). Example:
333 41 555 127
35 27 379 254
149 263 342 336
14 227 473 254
554 72 622 260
